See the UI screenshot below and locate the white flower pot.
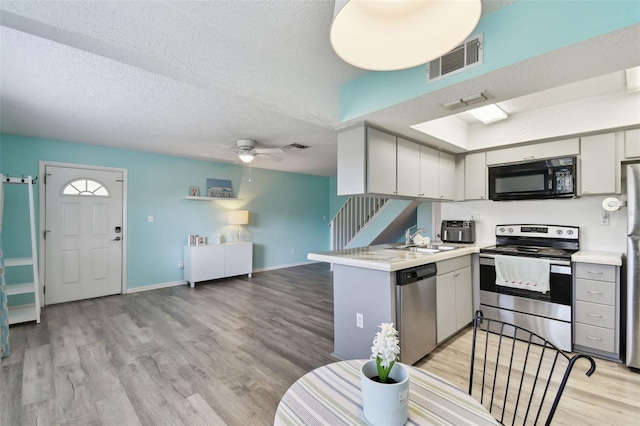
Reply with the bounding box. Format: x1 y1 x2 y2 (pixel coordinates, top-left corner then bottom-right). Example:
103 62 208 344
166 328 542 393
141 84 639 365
360 359 409 426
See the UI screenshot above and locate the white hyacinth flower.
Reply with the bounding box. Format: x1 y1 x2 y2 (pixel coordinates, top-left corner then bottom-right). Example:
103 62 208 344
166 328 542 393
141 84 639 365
370 323 400 382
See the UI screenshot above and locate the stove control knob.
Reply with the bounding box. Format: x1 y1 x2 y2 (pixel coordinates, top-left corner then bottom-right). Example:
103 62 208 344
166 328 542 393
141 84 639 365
499 227 506 233
567 230 574 235
556 229 563 235
508 228 514 233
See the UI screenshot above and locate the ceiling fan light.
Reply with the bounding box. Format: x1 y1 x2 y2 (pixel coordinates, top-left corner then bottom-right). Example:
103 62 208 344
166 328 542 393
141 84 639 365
238 153 254 163
330 0 482 71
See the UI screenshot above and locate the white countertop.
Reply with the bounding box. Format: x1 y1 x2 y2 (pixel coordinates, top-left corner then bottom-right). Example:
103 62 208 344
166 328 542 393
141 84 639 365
572 250 623 266
307 242 491 272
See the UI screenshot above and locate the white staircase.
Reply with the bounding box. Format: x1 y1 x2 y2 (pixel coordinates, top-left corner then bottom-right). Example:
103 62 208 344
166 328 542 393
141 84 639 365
0 175 41 324
329 196 389 250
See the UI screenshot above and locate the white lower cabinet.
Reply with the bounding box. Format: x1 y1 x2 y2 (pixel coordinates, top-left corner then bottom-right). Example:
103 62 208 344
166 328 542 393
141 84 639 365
436 256 472 344
184 242 253 287
573 261 621 361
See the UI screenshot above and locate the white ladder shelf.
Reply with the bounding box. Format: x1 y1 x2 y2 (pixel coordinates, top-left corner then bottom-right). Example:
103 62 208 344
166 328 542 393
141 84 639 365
0 175 41 324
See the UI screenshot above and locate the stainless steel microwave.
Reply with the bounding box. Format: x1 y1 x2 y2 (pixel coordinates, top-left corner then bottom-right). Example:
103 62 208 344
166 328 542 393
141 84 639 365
488 156 576 201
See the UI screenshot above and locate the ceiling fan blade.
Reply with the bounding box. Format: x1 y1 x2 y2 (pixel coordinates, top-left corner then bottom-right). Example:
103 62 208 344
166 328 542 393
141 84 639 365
254 147 284 154
256 153 283 162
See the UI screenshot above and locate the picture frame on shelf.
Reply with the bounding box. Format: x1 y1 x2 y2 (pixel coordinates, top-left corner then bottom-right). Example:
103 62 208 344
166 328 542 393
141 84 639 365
196 236 207 246
207 178 233 198
190 186 200 197
188 234 197 246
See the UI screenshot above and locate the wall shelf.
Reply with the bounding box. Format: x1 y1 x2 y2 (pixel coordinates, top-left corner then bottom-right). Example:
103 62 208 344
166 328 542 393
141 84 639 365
184 196 242 201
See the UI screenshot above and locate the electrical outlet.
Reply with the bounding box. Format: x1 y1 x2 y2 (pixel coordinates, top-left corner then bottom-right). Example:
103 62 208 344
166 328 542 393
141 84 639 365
178 261 184 269
356 313 364 328
148 215 154 223
291 248 295 255
470 214 480 221
600 211 610 226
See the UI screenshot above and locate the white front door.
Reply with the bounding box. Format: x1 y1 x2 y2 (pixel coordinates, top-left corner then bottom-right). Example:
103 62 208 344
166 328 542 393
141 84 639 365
45 166 124 304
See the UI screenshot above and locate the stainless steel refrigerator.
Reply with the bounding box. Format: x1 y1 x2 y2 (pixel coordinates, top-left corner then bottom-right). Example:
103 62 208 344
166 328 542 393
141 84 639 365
627 163 640 369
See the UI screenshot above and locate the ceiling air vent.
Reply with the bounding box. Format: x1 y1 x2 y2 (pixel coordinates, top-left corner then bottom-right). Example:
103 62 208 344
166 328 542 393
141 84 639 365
283 143 309 150
427 33 483 82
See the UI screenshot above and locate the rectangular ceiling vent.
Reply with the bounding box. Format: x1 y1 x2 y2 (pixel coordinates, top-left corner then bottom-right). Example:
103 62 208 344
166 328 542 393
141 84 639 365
427 33 483 83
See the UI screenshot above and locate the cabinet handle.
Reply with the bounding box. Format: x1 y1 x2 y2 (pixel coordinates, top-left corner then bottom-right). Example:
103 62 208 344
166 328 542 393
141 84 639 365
523 156 535 160
587 313 603 318
587 290 603 295
587 336 602 341
587 271 603 274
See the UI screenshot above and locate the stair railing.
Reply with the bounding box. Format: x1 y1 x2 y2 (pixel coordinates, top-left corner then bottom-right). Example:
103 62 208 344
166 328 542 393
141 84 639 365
329 196 389 250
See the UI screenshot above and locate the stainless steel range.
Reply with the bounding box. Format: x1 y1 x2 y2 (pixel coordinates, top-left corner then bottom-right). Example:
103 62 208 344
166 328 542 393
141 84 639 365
479 224 579 351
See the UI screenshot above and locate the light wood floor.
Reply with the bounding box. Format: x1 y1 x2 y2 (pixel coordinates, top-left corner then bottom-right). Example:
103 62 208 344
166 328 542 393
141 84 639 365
2 263 639 425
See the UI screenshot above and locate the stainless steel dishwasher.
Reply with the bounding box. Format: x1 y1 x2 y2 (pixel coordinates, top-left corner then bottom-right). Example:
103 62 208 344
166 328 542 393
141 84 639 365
396 263 437 365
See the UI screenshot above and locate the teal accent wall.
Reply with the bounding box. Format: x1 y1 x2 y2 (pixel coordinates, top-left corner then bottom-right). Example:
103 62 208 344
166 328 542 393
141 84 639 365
417 201 433 239
0 134 330 290
340 0 640 121
329 176 349 219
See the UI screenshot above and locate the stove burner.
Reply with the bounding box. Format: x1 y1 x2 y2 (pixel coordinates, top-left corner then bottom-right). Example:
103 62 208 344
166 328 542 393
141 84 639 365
481 224 580 259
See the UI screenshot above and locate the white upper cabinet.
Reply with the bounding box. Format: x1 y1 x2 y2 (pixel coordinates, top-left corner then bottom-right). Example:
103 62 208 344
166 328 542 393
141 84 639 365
396 137 421 197
625 129 640 159
485 138 580 165
580 133 620 195
438 152 456 200
419 145 439 198
336 124 456 200
337 126 366 195
464 152 487 200
367 127 398 195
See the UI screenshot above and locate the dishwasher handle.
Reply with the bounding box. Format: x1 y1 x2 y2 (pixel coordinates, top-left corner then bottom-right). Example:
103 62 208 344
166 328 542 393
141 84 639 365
396 263 437 285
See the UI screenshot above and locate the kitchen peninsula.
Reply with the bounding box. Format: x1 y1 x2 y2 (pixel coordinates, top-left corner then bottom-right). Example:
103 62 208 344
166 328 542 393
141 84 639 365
307 244 483 362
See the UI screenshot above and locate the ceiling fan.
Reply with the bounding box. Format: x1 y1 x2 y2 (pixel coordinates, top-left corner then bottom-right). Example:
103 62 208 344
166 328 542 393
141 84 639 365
202 139 310 163
212 139 285 163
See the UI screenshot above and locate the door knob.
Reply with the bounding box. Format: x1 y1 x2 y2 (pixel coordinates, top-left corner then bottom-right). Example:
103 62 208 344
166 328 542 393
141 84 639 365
112 236 122 241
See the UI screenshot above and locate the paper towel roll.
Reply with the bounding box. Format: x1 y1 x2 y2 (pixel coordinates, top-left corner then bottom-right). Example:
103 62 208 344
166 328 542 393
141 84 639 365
602 197 621 212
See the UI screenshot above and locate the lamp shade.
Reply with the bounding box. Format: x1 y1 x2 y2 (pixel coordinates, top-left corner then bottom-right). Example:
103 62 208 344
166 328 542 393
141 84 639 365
228 210 249 225
330 0 482 71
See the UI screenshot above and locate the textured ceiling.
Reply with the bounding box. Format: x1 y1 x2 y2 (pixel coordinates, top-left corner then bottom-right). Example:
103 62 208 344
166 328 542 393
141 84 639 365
1 1 638 176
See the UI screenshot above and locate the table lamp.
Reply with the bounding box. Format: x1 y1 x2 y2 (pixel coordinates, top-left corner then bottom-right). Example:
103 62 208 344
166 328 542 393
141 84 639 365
228 210 249 241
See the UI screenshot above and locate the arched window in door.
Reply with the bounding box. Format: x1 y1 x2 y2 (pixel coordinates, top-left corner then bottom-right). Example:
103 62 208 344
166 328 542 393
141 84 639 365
62 178 110 196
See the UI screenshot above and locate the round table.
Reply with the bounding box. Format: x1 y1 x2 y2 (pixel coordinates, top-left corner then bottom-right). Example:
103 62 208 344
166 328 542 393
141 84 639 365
275 359 499 425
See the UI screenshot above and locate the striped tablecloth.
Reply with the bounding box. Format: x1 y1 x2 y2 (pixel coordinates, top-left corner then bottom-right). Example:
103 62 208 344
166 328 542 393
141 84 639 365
275 359 499 425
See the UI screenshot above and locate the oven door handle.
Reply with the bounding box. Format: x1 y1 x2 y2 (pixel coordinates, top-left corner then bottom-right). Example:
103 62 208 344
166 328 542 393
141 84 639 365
479 254 572 270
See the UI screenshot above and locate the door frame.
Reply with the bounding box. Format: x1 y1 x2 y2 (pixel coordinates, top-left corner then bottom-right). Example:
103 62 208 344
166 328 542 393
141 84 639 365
38 161 129 305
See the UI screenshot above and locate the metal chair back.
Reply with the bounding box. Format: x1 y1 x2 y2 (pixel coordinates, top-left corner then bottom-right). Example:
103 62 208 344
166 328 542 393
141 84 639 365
469 310 596 425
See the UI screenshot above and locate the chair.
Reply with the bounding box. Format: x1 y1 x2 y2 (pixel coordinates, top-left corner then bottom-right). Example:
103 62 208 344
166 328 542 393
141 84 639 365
469 310 596 426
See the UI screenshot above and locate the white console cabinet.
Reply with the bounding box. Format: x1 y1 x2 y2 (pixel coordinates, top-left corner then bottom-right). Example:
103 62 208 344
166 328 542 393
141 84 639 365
184 242 252 287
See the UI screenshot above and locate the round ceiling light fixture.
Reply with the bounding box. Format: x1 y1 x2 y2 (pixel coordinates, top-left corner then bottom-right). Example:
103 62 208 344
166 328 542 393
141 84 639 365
330 0 482 71
238 152 255 163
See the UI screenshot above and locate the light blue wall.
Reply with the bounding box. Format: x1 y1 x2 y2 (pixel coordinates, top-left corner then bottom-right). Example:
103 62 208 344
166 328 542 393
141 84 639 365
340 0 640 120
416 202 433 239
0 134 330 290
329 176 349 220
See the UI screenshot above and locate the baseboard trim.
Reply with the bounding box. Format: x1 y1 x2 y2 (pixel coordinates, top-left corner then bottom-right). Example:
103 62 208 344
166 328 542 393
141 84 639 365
126 262 319 292
126 280 186 294
252 260 316 273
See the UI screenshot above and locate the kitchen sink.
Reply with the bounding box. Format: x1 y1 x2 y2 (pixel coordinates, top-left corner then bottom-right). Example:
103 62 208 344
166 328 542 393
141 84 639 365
387 244 458 253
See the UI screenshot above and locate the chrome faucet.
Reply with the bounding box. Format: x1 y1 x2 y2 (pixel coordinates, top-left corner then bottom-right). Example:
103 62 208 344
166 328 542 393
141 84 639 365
405 226 428 245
